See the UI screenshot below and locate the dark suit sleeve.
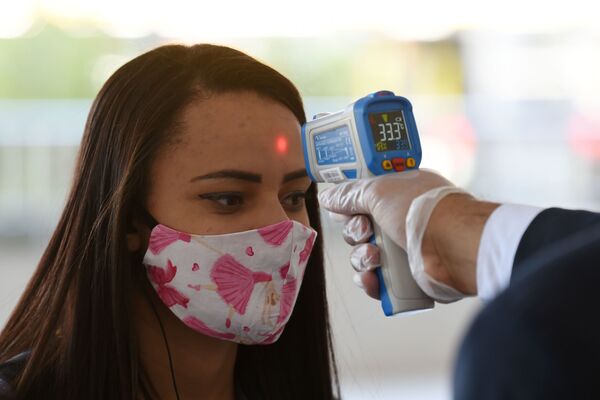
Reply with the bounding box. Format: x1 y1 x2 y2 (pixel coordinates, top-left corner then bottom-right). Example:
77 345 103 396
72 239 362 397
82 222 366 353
511 207 600 281
454 208 600 400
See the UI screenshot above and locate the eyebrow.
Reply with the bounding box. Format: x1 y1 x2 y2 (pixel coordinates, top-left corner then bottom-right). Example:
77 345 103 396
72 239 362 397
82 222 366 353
282 169 308 183
189 169 308 184
190 170 262 183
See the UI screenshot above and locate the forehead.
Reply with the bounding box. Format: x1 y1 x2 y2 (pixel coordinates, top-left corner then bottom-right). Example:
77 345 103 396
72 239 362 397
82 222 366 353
169 91 303 178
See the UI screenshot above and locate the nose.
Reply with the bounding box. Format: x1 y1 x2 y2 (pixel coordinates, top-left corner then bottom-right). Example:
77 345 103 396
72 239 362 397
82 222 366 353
251 195 290 229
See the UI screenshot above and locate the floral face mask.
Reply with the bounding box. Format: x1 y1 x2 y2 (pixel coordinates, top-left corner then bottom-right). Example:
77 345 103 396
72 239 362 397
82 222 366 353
142 219 317 345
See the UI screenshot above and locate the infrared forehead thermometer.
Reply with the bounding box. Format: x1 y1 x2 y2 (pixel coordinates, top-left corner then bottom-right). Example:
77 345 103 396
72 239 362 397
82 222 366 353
301 90 434 315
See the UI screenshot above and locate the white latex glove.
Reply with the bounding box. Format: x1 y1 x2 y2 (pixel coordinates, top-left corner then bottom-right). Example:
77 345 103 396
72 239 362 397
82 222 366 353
318 169 469 303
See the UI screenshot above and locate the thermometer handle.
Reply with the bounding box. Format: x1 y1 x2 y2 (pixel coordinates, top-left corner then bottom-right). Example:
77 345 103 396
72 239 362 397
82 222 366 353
371 222 434 315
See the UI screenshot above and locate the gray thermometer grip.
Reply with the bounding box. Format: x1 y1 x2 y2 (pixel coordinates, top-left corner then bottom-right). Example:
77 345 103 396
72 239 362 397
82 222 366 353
371 222 434 315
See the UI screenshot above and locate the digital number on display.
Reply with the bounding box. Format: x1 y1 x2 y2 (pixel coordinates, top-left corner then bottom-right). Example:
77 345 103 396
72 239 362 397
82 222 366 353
368 111 411 152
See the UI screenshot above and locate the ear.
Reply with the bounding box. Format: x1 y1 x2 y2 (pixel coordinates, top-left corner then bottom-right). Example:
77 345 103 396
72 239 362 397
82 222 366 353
127 231 142 252
127 216 151 253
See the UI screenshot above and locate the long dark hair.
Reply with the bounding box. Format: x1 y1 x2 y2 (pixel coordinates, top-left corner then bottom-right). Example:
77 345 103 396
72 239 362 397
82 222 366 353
0 44 339 399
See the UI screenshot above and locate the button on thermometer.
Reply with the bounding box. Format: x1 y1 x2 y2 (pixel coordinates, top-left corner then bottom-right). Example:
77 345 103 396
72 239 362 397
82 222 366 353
301 90 434 315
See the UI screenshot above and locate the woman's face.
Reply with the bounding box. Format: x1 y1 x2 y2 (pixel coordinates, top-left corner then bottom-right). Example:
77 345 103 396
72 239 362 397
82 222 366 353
145 91 311 235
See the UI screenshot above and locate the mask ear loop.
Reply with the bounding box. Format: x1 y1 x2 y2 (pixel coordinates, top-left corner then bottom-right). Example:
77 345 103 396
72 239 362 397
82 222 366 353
138 207 180 398
147 277 181 400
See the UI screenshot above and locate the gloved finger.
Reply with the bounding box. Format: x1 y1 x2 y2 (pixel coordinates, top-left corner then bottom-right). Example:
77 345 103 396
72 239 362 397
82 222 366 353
343 215 373 245
352 271 380 300
328 211 351 223
318 179 372 215
349 243 380 272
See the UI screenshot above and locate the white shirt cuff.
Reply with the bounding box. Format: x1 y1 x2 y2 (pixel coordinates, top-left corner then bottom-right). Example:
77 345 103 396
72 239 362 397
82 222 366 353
476 204 544 302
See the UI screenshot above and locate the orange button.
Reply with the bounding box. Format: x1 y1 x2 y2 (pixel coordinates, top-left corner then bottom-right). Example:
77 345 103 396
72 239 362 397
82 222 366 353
382 160 393 170
407 157 416 168
392 157 406 171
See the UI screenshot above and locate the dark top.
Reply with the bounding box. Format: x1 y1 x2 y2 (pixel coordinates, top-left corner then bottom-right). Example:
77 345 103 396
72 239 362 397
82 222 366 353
454 208 600 399
0 352 27 399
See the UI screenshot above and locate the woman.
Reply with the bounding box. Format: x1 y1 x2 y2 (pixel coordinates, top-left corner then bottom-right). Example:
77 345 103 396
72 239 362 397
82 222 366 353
0 44 339 399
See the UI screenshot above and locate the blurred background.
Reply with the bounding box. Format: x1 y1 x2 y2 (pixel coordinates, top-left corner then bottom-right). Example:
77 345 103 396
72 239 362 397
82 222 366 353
1 0 600 398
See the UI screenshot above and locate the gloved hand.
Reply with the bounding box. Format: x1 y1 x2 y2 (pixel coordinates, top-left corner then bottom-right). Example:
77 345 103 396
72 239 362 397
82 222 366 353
318 169 472 303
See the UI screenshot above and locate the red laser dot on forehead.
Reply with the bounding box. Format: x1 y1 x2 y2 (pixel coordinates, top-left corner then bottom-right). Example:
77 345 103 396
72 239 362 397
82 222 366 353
275 136 288 154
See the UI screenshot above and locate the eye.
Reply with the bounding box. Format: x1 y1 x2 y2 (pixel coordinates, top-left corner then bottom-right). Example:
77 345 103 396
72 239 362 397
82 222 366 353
281 191 307 211
198 192 244 212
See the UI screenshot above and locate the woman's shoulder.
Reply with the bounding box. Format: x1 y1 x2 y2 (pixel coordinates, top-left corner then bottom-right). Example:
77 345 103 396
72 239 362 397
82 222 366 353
0 351 30 399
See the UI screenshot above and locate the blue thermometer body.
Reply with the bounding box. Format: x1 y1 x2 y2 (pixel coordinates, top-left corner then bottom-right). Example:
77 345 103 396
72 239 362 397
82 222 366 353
301 90 434 315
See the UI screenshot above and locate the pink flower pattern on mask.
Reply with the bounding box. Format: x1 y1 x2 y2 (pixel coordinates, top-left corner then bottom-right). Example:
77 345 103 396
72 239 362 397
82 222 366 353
183 316 236 340
149 224 191 255
143 220 317 345
147 259 190 308
259 325 286 344
258 220 293 246
147 259 177 284
279 262 290 279
210 254 272 315
277 263 297 324
299 231 316 264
